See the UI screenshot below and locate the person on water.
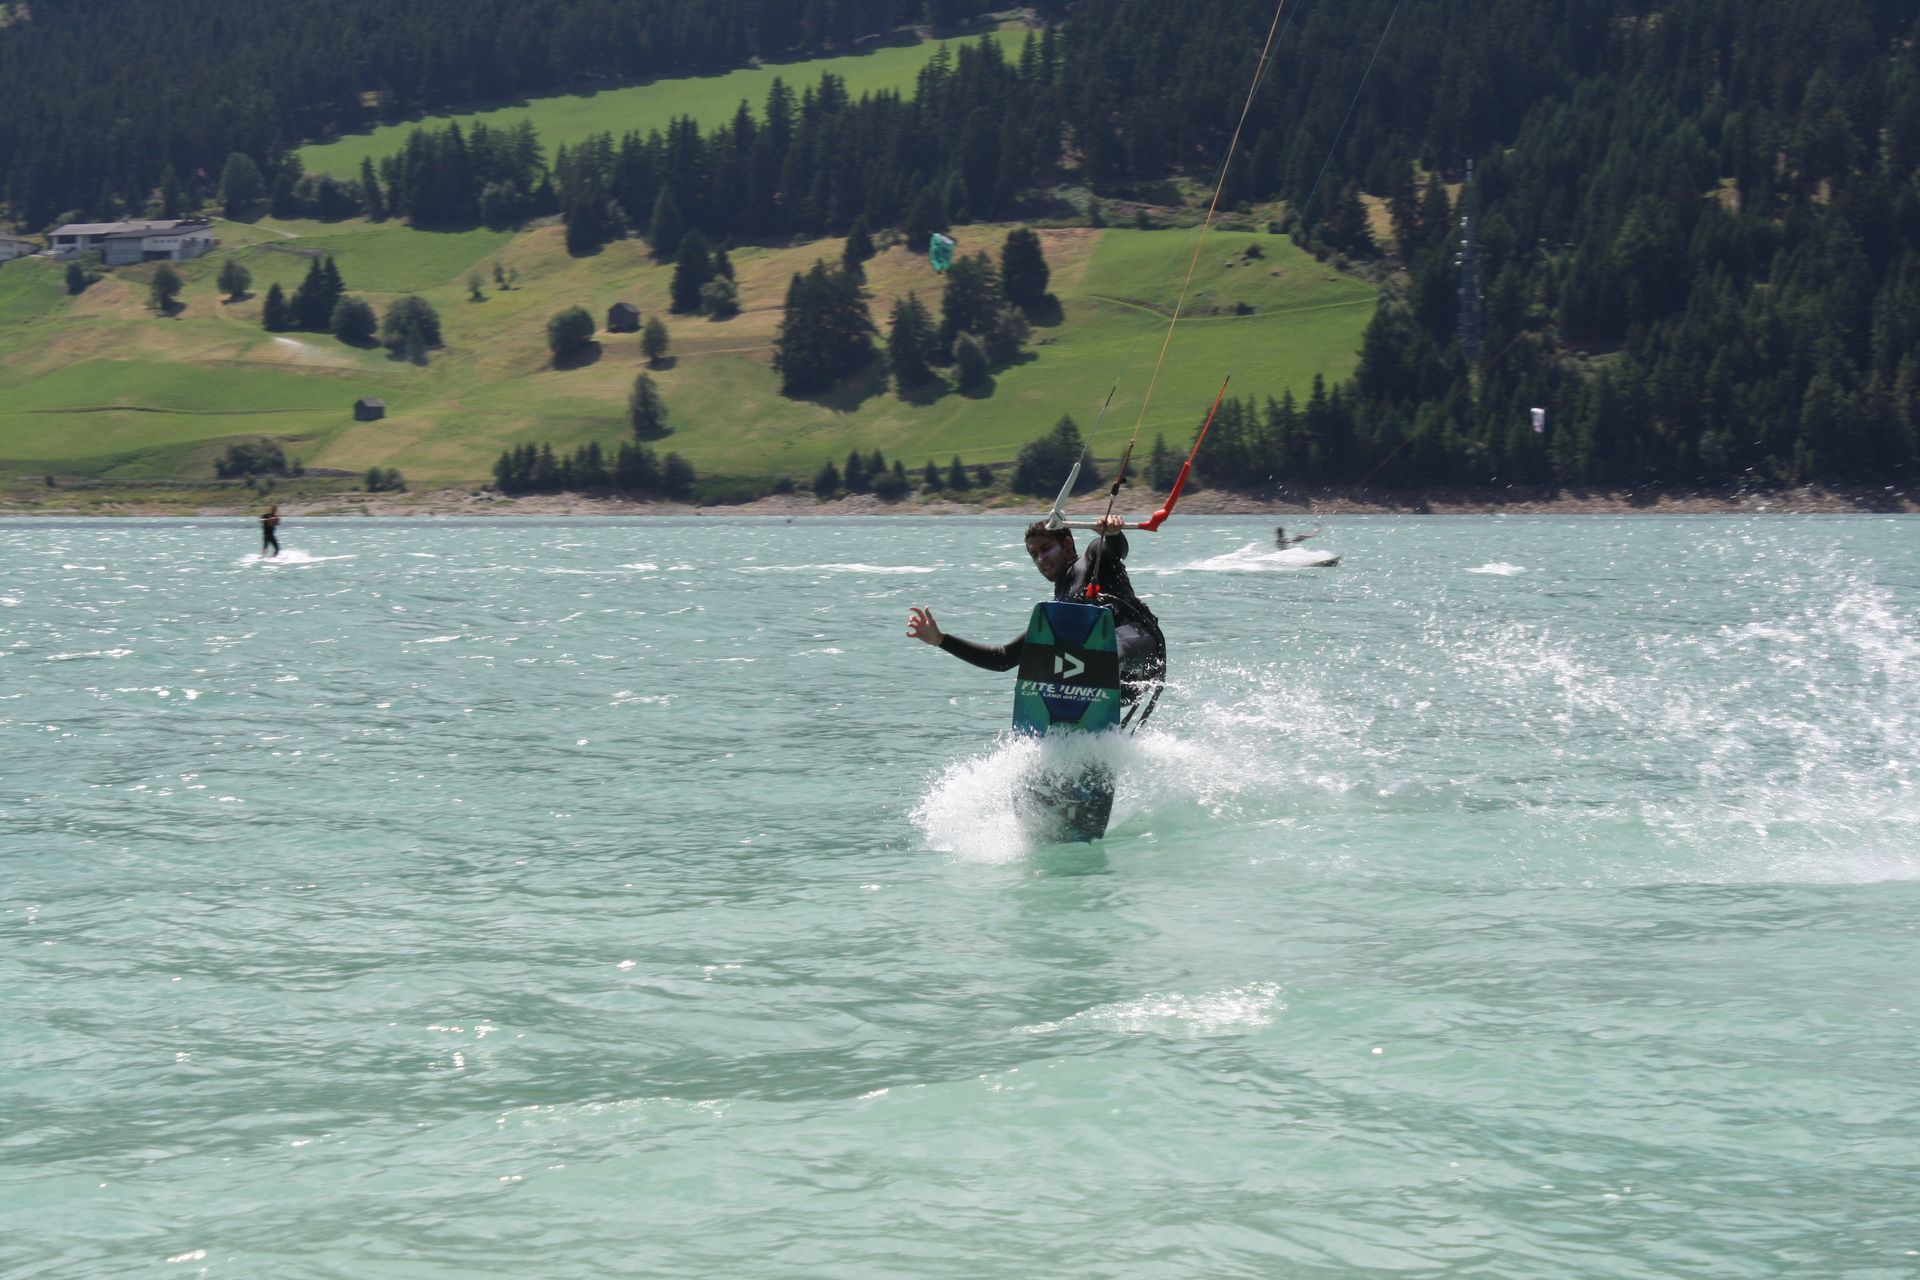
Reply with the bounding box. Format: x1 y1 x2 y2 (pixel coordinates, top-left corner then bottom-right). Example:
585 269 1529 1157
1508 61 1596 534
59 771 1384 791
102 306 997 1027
1275 524 1319 548
907 516 1167 708
259 505 281 557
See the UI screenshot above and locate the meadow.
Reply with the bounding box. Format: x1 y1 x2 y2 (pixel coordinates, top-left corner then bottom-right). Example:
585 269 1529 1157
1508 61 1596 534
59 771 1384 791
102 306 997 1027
0 212 1374 503
297 31 1031 180
1 31 1377 507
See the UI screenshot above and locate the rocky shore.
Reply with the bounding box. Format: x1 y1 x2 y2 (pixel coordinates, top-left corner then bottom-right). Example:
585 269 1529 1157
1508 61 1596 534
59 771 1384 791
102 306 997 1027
5 483 1915 519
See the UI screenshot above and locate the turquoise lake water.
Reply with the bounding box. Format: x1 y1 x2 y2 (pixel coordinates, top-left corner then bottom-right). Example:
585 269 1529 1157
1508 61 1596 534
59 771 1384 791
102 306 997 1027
2 514 1917 1278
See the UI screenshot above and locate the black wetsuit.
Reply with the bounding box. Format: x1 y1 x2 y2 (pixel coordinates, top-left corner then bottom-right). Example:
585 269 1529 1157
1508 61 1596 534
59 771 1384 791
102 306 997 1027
939 530 1167 704
260 515 280 556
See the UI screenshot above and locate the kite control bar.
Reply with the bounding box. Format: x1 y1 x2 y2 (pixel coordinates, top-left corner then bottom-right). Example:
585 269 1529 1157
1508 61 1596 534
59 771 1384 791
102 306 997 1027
1043 376 1231 534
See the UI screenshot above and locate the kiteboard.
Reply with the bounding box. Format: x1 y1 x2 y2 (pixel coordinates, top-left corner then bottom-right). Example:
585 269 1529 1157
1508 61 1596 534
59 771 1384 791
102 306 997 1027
1012 600 1121 842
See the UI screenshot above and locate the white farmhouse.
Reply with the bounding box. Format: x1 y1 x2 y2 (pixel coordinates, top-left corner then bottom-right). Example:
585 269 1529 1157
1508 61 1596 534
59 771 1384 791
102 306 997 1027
48 219 218 264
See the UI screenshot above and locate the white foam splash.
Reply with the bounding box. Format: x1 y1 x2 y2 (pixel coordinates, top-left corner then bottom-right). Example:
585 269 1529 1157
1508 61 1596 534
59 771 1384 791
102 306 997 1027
1466 562 1527 575
738 563 937 575
912 674 1357 860
239 550 355 566
1171 541 1339 572
1019 981 1284 1037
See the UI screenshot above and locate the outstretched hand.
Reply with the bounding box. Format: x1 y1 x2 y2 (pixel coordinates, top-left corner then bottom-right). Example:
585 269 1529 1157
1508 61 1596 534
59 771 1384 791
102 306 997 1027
906 605 943 647
1093 515 1126 536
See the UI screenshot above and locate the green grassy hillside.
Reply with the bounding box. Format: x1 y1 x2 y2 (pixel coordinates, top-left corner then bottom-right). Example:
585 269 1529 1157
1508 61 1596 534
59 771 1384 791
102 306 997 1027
0 213 1374 501
299 31 1029 181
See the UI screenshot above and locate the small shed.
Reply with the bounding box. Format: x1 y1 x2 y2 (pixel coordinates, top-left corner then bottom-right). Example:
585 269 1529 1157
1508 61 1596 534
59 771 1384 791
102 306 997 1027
607 301 640 333
354 398 387 421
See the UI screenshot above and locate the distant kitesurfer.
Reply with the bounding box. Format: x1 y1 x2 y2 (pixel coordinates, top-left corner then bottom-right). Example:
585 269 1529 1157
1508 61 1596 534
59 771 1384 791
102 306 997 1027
908 516 1167 707
1275 524 1319 548
260 505 281 557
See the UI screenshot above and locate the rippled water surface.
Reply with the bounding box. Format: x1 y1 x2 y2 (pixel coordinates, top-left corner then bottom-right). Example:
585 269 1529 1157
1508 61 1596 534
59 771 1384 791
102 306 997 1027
3 515 1918 1279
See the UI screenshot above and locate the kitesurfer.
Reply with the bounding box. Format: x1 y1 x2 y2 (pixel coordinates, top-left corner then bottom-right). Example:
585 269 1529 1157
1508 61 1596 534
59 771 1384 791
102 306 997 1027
259 505 281 557
1274 524 1318 548
907 516 1166 706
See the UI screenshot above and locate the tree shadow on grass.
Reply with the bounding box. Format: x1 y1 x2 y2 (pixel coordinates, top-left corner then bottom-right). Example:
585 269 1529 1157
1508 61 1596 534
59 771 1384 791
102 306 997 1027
552 341 603 371
895 375 952 407
791 361 888 414
1025 295 1065 328
645 356 679 372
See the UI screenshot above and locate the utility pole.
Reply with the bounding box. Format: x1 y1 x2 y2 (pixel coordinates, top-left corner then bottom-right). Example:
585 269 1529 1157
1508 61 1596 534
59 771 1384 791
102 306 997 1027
1456 158 1484 366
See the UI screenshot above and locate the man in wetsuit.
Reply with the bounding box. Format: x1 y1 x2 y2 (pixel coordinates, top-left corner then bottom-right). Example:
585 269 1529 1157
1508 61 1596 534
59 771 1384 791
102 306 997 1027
259 505 281 557
907 515 1167 710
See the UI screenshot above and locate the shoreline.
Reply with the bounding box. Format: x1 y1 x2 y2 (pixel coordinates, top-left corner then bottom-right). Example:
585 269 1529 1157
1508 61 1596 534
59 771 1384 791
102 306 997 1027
2 483 1915 519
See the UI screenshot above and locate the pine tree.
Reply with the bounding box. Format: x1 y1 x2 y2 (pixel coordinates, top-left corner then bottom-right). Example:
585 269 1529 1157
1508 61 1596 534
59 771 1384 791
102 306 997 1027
670 229 714 314
649 186 685 261
1000 226 1051 308
629 372 669 439
904 186 948 254
843 449 868 492
1013 416 1099 495
700 277 740 318
564 192 609 254
642 316 671 365
290 256 344 331
149 263 183 312
1324 183 1373 257
773 261 876 395
614 442 663 495
330 296 378 345
261 282 291 331
380 295 442 359
946 456 971 490
217 258 251 301
871 459 910 501
359 157 386 221
954 332 989 388
887 291 937 392
220 152 264 215
547 306 596 364
812 459 841 497
293 258 321 326
842 215 875 279
159 165 183 218
320 257 344 313
269 168 302 219
1147 433 1178 490
939 252 1005 349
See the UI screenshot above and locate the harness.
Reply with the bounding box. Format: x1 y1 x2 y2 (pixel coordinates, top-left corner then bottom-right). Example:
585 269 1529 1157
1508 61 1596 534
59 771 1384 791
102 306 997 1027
1080 567 1166 733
